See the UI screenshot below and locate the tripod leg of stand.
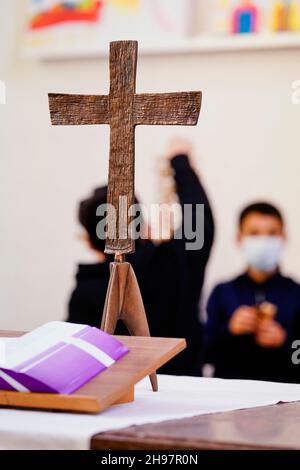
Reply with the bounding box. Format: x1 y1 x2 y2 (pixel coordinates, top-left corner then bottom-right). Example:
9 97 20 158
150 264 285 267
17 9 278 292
101 262 158 392
121 264 158 392
101 262 129 334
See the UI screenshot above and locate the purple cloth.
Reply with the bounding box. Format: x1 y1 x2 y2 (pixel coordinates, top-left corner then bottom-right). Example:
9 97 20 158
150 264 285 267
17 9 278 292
0 326 129 395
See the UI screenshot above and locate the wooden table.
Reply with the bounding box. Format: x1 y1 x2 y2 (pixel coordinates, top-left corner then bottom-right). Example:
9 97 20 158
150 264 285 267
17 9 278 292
91 401 300 450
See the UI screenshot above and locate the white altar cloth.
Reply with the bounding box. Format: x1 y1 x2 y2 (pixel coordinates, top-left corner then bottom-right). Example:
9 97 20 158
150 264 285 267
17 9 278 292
1 375 300 450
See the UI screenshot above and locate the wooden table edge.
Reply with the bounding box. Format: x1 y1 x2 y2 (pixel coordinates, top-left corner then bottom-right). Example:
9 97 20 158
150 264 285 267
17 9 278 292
91 401 300 451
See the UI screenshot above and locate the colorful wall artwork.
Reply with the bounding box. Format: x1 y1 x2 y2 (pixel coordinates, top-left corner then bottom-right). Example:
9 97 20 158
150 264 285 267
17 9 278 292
24 0 195 59
29 1 103 30
213 0 300 35
232 1 259 33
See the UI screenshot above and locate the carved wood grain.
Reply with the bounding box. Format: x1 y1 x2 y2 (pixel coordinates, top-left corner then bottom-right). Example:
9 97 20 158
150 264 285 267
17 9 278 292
105 41 137 254
134 92 202 125
48 94 109 125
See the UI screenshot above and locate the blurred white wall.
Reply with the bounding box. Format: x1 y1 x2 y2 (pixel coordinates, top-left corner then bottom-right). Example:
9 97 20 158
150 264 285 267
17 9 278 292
1 1 300 330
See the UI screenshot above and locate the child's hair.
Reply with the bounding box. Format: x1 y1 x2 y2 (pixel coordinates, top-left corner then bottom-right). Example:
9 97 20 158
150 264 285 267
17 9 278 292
78 186 142 252
239 202 284 228
79 186 108 252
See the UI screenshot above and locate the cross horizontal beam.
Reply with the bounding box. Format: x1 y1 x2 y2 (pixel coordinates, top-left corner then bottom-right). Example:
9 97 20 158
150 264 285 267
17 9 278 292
48 92 202 127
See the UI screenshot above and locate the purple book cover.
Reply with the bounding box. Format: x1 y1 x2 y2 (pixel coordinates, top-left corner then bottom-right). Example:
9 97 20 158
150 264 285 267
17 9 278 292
0 322 129 395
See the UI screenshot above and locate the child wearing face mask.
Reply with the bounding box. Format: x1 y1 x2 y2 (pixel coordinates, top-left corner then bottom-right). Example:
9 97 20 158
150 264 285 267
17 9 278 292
205 202 300 383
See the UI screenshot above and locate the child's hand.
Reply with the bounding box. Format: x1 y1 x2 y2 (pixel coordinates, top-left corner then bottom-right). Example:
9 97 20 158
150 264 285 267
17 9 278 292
229 306 257 335
165 137 193 161
256 319 287 348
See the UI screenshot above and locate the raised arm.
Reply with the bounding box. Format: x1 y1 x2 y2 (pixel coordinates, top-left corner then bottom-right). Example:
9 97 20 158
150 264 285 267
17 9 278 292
168 140 214 280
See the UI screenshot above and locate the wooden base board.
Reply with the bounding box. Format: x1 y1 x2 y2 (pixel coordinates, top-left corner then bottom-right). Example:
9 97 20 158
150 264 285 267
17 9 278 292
0 333 186 414
114 387 134 406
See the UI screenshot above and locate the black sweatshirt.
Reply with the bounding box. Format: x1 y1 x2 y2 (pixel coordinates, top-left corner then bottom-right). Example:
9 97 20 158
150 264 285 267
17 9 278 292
67 154 215 376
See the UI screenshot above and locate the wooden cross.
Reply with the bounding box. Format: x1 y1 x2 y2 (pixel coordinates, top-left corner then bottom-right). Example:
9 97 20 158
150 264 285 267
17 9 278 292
49 40 201 256
48 41 202 392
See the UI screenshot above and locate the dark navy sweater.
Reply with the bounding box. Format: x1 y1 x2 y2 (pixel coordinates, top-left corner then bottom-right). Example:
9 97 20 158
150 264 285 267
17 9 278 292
205 272 300 383
68 154 215 376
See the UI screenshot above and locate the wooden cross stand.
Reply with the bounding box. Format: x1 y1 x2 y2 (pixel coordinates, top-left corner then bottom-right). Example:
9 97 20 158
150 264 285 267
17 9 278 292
0 41 201 415
49 40 201 395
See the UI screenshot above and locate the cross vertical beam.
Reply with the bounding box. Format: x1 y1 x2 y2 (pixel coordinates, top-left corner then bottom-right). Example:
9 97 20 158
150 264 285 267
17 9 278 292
106 41 137 255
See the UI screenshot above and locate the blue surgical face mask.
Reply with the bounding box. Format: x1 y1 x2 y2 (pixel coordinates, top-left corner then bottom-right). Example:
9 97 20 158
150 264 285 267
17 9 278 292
241 236 284 272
